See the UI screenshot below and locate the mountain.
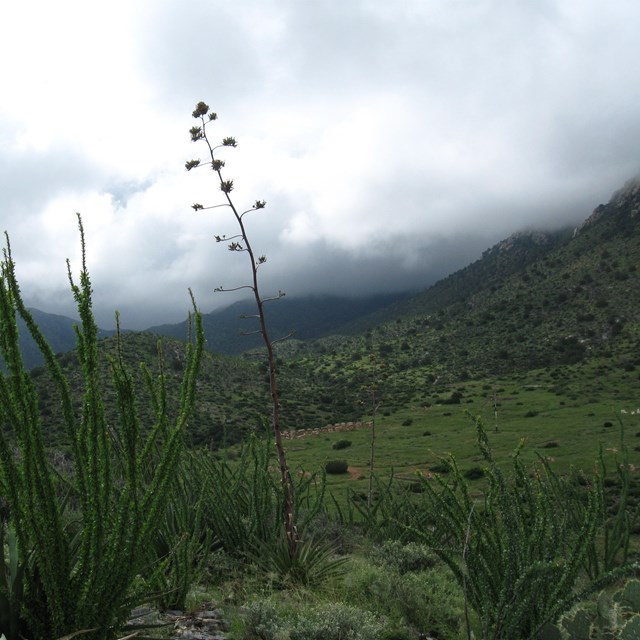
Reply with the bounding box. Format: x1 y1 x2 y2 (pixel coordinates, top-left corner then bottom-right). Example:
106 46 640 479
10 309 116 371
146 292 410 355
338 227 574 335
15 177 640 445
275 178 640 417
12 293 409 369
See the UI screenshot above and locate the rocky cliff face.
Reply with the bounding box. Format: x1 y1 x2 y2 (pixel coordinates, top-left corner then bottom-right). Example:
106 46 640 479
575 176 640 236
611 176 640 214
493 229 558 254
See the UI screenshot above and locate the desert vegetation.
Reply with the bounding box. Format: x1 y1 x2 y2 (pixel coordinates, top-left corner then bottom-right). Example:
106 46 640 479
1 105 639 639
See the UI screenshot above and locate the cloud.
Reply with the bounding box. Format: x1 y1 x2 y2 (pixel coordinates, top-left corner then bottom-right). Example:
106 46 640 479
0 0 639 329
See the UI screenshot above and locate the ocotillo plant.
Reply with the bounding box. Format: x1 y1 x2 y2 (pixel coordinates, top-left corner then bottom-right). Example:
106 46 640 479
185 101 298 557
0 216 204 639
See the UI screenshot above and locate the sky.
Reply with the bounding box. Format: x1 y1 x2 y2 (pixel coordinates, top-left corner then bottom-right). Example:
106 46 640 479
1 0 639 329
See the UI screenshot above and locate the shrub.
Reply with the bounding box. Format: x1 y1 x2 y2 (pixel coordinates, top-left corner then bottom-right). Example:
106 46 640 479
325 460 349 475
332 439 352 450
429 462 451 474
524 410 539 417
463 466 485 480
369 540 437 573
241 599 288 640
401 418 413 426
289 602 382 640
441 391 463 405
341 556 464 639
241 599 383 640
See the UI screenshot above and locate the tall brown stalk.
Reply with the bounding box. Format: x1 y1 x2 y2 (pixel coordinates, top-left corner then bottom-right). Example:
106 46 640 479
186 102 298 557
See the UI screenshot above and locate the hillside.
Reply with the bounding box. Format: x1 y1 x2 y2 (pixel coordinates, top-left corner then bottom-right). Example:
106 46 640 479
21 177 640 445
29 330 367 448
8 309 116 371
146 292 409 355
276 178 640 419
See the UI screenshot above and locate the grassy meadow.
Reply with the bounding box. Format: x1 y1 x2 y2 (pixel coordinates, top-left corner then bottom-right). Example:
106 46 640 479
277 360 640 498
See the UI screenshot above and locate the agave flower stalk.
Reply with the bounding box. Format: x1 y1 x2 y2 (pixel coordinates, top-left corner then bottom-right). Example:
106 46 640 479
186 102 298 558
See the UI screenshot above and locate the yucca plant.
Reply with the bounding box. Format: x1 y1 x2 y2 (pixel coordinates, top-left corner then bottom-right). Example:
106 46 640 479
191 430 328 576
249 533 348 588
0 216 204 639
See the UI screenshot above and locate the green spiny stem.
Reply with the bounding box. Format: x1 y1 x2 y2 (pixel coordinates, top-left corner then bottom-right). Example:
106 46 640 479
0 217 203 639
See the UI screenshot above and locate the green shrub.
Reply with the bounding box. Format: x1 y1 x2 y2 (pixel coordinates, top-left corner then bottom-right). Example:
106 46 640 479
341 555 464 639
332 439 352 450
241 599 383 640
369 540 436 573
325 460 349 475
463 466 485 480
241 599 288 640
289 602 382 640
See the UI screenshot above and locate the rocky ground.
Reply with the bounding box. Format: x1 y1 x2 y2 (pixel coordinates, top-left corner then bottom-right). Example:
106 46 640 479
127 604 229 640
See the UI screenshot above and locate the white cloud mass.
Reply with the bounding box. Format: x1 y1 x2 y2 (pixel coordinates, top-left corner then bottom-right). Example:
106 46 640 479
1 0 639 328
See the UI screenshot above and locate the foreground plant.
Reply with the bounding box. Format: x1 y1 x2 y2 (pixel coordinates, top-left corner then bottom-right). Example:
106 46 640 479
186 101 298 557
542 578 640 640
542 418 640 581
410 417 636 640
0 216 204 639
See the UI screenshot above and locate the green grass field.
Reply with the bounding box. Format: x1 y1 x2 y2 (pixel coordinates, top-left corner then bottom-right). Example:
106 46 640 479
278 360 640 504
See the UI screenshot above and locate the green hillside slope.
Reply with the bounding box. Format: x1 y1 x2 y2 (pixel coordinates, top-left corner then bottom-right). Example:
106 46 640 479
277 178 640 420
24 178 640 445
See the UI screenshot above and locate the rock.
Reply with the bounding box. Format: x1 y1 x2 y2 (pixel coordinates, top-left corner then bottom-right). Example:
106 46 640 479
127 604 229 640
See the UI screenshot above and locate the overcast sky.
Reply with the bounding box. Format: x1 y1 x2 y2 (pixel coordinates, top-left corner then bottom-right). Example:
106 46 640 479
1 0 639 329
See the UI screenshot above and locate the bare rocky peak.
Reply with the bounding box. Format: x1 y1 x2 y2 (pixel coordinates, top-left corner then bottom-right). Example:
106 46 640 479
574 176 640 235
494 229 554 253
611 176 640 211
